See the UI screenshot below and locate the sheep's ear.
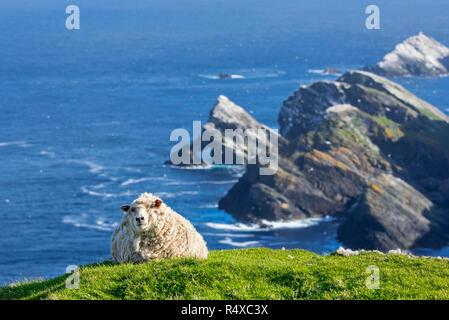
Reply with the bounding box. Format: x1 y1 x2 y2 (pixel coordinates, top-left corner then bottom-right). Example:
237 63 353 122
120 205 130 213
154 200 162 208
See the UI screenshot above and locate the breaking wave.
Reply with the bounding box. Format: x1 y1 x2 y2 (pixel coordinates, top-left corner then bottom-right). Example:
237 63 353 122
203 232 254 238
120 177 171 187
0 141 33 148
219 237 259 247
81 186 133 198
206 216 335 232
39 150 55 158
68 160 105 174
62 214 119 232
155 191 199 198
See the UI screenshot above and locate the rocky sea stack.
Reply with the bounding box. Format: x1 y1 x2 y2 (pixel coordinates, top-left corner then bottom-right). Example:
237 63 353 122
364 32 449 76
168 95 285 167
219 70 449 251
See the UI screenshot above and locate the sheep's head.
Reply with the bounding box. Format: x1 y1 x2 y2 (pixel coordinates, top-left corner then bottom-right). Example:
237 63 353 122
120 193 163 233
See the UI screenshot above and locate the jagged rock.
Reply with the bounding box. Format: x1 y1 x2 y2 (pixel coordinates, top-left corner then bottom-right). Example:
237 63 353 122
337 174 433 251
364 32 449 76
220 70 449 251
278 80 348 139
279 70 449 140
168 95 286 166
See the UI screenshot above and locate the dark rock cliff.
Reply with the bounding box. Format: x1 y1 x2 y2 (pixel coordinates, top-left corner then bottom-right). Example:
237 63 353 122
219 70 449 251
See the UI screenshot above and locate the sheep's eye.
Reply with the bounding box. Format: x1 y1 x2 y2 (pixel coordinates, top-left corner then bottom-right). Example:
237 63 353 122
130 208 135 213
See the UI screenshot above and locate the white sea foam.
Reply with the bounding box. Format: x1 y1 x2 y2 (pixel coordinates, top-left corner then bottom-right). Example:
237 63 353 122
206 216 335 232
81 186 133 198
0 141 33 148
155 191 198 198
91 183 106 190
165 180 238 186
200 180 239 185
307 69 342 76
62 215 118 232
199 203 219 209
121 177 157 186
170 164 213 170
206 222 265 232
308 69 325 74
203 232 254 238
219 237 259 247
69 160 104 174
40 150 56 158
170 164 245 176
163 181 198 186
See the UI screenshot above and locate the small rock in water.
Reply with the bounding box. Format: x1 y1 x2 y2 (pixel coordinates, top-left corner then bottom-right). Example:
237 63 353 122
218 73 232 79
323 67 341 74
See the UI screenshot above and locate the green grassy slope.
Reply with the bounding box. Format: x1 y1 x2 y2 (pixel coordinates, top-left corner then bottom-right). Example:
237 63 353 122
1 249 448 300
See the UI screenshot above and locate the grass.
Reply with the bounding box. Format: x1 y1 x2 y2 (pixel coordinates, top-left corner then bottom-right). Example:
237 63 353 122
374 116 404 138
358 84 443 122
339 124 360 143
357 84 415 113
339 123 375 152
1 248 448 300
420 108 443 121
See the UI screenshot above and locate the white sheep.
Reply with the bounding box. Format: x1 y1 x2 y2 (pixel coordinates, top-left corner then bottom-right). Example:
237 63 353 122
111 193 208 263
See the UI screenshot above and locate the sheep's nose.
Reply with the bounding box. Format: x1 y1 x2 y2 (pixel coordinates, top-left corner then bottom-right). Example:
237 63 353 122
136 217 145 223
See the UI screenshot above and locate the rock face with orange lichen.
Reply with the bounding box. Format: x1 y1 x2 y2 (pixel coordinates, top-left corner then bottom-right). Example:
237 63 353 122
219 70 449 251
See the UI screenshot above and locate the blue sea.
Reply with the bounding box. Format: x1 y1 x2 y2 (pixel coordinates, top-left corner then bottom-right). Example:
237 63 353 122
1 0 449 285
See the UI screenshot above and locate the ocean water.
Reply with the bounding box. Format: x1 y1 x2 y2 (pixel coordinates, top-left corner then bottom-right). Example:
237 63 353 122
1 0 449 285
